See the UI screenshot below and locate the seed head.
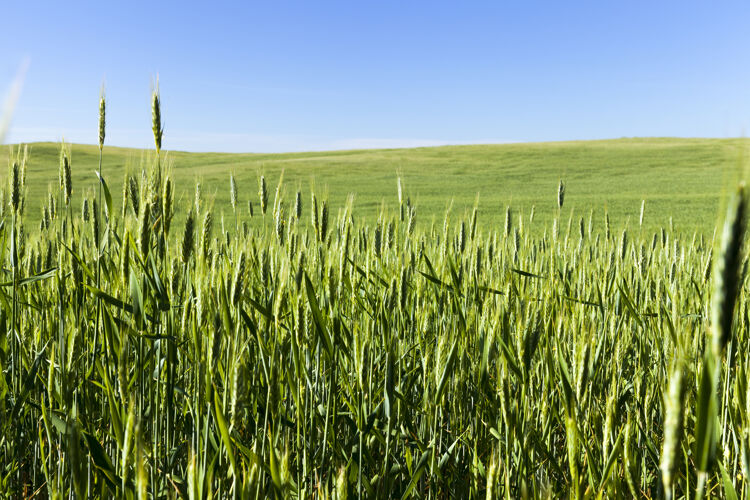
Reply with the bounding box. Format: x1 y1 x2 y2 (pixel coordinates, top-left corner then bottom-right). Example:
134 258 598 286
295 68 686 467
470 206 478 240
374 222 382 258
605 212 611 240
579 217 585 241
229 173 237 211
128 176 140 216
557 180 566 209
320 201 328 243
121 236 130 286
232 251 246 303
660 363 687 500
202 211 213 259
195 181 201 215
407 207 416 236
703 248 713 284
82 197 90 222
98 93 106 149
295 190 302 220
259 176 268 215
148 166 161 218
10 162 20 212
162 176 173 235
60 153 72 206
48 191 56 220
272 173 284 219
138 203 151 258
295 253 305 290
311 193 319 235
712 183 746 355
230 360 244 430
275 205 286 245
152 89 163 152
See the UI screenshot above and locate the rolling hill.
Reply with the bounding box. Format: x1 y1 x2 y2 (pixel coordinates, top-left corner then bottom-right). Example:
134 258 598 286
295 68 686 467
7 137 748 236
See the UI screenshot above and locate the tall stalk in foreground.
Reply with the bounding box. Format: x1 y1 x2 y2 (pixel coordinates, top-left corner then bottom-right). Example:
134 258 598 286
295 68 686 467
9 161 19 395
695 182 746 500
94 91 106 372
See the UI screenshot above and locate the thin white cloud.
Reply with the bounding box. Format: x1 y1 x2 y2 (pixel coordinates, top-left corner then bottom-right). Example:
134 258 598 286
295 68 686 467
156 131 515 153
6 126 514 153
7 126 150 148
326 138 513 150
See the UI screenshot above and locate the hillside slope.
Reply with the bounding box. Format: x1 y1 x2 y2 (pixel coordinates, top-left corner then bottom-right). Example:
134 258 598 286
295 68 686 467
7 137 748 235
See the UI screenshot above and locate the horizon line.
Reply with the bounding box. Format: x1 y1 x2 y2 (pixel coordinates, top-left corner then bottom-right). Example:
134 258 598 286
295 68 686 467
3 135 748 156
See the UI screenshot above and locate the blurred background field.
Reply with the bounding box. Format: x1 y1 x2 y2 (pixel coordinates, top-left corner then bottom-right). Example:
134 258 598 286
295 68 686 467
11 137 748 237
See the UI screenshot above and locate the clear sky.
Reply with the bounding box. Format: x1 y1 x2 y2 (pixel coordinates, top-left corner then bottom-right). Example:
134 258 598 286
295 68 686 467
2 1 749 152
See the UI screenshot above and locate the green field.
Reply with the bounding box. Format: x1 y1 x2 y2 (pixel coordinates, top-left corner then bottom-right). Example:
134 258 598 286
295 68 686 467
3 130 750 498
13 137 749 236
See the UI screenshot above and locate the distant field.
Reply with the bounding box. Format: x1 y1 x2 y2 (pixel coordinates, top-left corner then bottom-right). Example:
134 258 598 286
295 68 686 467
8 137 749 235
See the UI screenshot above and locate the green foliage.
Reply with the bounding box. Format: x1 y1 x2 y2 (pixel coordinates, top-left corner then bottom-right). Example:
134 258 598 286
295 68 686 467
2 100 750 499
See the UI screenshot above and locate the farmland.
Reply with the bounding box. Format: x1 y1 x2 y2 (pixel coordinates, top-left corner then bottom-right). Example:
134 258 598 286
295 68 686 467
1 100 750 498
15 137 748 236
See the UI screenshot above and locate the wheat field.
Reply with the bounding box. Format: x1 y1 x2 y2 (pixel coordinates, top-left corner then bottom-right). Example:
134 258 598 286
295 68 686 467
1 91 749 499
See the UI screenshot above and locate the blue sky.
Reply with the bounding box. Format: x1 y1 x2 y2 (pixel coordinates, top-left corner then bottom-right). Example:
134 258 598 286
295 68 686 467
2 1 749 152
